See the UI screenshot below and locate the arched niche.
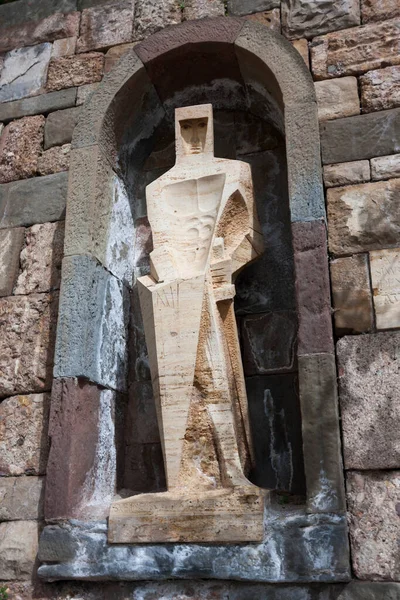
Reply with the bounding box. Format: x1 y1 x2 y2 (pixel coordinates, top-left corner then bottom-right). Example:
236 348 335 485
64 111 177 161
43 19 346 576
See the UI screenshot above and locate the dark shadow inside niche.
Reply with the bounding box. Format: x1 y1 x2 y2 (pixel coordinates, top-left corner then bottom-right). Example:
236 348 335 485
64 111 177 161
116 80 305 500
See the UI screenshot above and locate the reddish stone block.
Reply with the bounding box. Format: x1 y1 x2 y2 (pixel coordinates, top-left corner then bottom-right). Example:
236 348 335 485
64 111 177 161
292 220 334 355
46 53 104 92
77 1 134 53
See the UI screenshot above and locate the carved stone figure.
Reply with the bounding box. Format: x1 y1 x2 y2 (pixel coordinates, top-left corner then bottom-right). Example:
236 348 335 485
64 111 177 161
109 104 266 543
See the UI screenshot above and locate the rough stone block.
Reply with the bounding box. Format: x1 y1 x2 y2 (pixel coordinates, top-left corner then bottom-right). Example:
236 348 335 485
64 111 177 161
292 38 309 68
183 0 225 19
371 153 400 181
360 65 400 112
242 9 281 32
0 171 68 229
0 393 50 475
0 476 44 520
327 179 400 255
298 353 345 513
104 43 137 73
311 18 400 79
330 254 373 334
337 332 400 470
133 0 182 41
75 82 99 105
44 106 81 149
370 248 400 330
0 227 24 297
14 222 64 295
227 0 280 15
0 88 77 123
38 143 71 175
347 471 400 580
77 1 134 53
292 221 334 355
46 52 104 92
0 521 39 580
241 311 297 375
0 115 45 184
321 108 400 164
0 43 52 103
54 255 128 391
52 36 77 57
323 160 370 187
315 77 360 121
0 0 77 30
362 0 400 22
0 11 80 55
282 0 360 39
0 294 58 398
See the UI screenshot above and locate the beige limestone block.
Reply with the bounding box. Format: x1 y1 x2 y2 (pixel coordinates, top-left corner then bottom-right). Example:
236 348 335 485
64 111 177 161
242 9 281 32
0 521 39 580
323 160 370 187
77 1 134 53
46 53 104 92
347 471 400 580
311 18 400 79
315 77 360 121
0 115 44 184
370 248 400 329
0 393 50 475
330 254 373 333
360 65 400 112
51 37 77 58
104 43 137 73
362 0 400 23
327 179 400 255
0 293 58 397
371 153 400 181
37 144 71 176
14 222 64 295
0 476 44 520
292 38 309 68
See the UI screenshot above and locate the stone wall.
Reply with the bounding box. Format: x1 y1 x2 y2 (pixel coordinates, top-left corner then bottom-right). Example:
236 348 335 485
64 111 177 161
0 0 399 597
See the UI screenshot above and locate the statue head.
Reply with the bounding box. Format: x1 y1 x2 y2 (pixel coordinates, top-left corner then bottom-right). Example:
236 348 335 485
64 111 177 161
175 104 214 160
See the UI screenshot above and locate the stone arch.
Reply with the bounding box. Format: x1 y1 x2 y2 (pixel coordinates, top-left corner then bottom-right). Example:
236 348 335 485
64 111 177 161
46 18 344 528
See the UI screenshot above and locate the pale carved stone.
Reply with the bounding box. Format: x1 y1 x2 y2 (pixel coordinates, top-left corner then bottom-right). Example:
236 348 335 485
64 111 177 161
109 104 265 543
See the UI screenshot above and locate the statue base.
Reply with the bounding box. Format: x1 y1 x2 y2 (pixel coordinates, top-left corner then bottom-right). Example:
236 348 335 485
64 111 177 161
108 487 266 543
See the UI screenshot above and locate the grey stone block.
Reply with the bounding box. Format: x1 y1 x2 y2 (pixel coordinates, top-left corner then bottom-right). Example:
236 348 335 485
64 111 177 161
0 43 52 103
0 88 77 123
0 476 44 520
54 255 129 392
38 509 350 582
321 107 400 164
282 0 360 40
228 0 280 15
44 106 81 149
0 0 77 29
0 172 68 229
0 227 25 297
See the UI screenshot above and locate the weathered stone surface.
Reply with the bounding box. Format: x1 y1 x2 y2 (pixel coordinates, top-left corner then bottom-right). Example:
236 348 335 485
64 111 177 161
104 43 137 73
337 332 400 470
183 0 225 19
330 254 373 334
311 18 400 79
0 115 44 184
360 65 400 112
75 82 99 105
0 521 39 580
54 255 128 391
371 153 400 181
347 471 400 580
0 393 50 475
327 179 400 255
0 171 68 229
321 108 400 164
370 248 400 330
292 38 309 68
0 227 24 297
0 88 77 123
133 0 182 41
44 106 81 149
292 221 334 355
77 1 134 53
0 294 58 397
0 0 77 30
362 0 400 22
243 9 281 32
38 143 71 175
228 0 280 15
52 36 77 57
323 160 370 187
0 43 51 103
14 222 64 295
315 77 360 121
282 0 360 39
46 53 104 92
38 511 350 582
0 476 44 520
242 311 297 375
0 12 80 54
